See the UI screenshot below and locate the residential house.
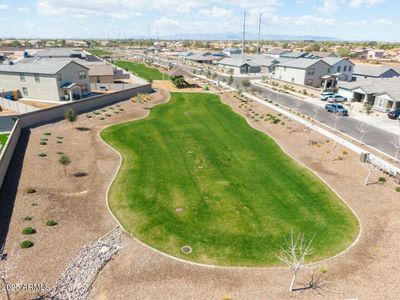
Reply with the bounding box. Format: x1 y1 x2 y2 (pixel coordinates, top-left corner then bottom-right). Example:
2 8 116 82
265 48 291 58
77 60 115 83
322 57 354 82
217 57 261 74
353 65 400 79
309 51 336 59
280 51 309 59
0 58 91 102
223 48 242 56
31 48 86 59
367 49 385 60
337 78 400 112
272 58 332 88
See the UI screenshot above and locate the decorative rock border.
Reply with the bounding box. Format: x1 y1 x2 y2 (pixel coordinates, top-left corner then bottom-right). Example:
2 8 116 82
50 226 122 300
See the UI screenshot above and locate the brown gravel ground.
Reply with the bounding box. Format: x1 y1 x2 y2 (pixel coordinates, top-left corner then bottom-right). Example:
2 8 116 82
1 89 400 300
88 91 400 300
0 90 168 300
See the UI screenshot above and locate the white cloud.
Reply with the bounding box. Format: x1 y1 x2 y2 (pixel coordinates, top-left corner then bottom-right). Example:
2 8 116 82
348 0 385 8
199 6 233 19
374 18 392 25
317 0 338 14
18 7 30 13
270 15 335 27
0 4 9 10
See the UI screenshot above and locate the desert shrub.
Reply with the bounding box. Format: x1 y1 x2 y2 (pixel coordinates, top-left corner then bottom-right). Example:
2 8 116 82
23 216 32 221
22 227 35 235
38 153 47 157
27 188 36 194
320 266 328 273
56 136 63 139
119 108 124 111
40 138 48 141
337 156 344 161
378 177 386 183
39 141 47 145
20 240 33 249
94 111 100 115
32 203 38 207
395 187 400 192
43 132 51 136
57 151 64 155
46 220 58 226
343 150 348 155
100 118 105 120
57 141 62 144
106 113 112 117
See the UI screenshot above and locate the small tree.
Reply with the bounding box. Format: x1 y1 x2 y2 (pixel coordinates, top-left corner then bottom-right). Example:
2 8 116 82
64 108 77 128
242 79 251 88
228 74 234 86
59 155 71 175
275 232 316 292
356 122 368 145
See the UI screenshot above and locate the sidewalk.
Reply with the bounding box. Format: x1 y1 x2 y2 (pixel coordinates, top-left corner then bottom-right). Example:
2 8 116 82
252 80 400 137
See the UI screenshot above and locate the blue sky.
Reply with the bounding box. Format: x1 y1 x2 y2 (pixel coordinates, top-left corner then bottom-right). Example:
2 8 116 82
0 0 397 41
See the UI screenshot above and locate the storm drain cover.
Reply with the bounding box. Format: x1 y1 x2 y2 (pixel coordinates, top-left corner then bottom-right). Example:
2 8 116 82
181 246 192 254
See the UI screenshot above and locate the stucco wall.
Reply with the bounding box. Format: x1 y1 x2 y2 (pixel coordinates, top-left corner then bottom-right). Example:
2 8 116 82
0 120 21 189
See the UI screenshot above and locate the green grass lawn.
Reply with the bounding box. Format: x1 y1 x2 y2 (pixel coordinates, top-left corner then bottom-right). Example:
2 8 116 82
101 93 359 266
88 48 112 57
114 60 169 81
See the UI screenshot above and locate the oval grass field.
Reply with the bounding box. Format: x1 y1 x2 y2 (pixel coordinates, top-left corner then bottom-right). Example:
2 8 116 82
101 92 359 266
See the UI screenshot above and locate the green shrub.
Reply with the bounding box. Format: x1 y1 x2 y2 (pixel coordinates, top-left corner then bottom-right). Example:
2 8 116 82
56 136 63 139
40 138 48 141
27 188 36 194
20 240 33 249
39 141 47 145
45 220 58 226
378 177 386 183
22 227 35 235
395 187 400 192
23 216 32 221
43 132 51 136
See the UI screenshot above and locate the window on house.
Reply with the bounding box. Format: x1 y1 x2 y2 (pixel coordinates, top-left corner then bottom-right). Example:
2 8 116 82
96 76 100 83
20 73 25 82
337 66 341 72
78 71 87 79
344 66 347 72
34 74 40 83
307 68 315 75
377 98 385 107
57 73 62 82
348 66 352 71
22 87 28 96
328 68 331 73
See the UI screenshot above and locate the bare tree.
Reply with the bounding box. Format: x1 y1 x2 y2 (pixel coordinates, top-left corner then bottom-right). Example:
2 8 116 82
303 125 312 145
389 136 400 161
363 159 377 186
356 122 369 145
330 142 338 162
275 232 316 292
312 104 320 121
329 113 341 130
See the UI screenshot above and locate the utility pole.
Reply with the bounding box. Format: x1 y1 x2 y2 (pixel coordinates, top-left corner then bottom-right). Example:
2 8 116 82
257 12 262 54
157 26 159 42
241 11 246 56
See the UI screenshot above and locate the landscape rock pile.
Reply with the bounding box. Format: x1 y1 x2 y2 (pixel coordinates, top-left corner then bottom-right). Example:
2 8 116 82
50 226 122 300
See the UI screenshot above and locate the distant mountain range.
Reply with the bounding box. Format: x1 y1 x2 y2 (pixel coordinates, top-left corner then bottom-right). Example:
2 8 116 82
130 32 337 41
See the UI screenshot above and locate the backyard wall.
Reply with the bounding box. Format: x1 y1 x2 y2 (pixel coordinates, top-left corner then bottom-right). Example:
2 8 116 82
0 120 21 189
0 83 152 188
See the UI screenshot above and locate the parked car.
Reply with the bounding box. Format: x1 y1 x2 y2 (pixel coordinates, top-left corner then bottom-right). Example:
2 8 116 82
387 108 400 119
320 92 335 101
325 103 348 115
327 94 347 103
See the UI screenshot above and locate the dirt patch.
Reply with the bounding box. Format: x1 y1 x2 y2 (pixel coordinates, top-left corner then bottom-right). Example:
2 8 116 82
0 89 169 299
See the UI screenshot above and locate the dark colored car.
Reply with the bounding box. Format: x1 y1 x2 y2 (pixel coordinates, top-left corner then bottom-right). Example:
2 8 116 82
388 108 400 119
325 103 348 116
